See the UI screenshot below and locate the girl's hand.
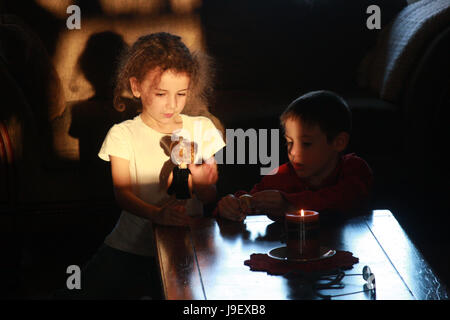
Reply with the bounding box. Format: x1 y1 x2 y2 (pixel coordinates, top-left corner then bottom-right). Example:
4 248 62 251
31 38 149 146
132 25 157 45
218 194 245 221
154 199 189 226
252 190 289 217
188 157 218 187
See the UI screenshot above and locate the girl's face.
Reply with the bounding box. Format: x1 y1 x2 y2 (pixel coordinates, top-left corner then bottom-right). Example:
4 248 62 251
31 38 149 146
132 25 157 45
284 118 347 185
130 69 190 129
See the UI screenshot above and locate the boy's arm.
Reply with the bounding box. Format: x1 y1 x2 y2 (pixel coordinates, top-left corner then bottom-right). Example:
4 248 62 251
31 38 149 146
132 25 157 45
212 188 258 219
213 167 284 218
213 164 287 219
282 162 373 214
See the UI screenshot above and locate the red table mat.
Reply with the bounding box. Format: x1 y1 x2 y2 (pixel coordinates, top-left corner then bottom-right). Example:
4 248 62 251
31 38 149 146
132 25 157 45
244 250 359 275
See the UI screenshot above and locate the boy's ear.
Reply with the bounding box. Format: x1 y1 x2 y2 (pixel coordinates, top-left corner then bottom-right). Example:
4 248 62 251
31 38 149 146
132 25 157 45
129 77 141 98
333 132 349 152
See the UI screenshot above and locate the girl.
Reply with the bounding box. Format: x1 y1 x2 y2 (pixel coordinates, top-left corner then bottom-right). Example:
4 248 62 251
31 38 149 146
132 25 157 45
56 32 225 299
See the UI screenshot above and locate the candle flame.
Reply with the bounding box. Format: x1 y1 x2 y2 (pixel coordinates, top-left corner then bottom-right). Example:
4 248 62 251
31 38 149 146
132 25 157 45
301 209 304 217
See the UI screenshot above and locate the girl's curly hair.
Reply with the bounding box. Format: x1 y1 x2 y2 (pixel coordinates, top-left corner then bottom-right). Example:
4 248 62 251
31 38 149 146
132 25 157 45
114 32 223 133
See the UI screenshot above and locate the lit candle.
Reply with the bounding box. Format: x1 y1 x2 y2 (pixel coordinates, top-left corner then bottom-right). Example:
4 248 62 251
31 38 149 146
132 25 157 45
285 209 320 259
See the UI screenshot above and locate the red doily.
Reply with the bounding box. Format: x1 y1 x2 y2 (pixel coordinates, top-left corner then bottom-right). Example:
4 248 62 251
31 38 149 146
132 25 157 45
244 250 359 275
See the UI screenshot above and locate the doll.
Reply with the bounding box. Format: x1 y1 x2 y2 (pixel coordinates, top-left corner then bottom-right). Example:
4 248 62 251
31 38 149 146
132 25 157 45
167 137 195 199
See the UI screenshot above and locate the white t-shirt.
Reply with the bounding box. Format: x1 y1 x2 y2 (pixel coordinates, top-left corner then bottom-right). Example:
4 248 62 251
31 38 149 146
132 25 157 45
98 114 225 256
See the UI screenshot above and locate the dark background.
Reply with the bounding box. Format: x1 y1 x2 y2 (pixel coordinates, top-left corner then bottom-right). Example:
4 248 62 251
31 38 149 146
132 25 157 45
0 0 449 298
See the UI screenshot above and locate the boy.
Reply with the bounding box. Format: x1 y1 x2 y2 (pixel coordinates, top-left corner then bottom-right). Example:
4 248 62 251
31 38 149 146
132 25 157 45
216 90 373 221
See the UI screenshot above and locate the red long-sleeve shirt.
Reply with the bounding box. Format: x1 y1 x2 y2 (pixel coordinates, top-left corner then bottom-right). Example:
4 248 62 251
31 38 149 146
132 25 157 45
214 153 373 218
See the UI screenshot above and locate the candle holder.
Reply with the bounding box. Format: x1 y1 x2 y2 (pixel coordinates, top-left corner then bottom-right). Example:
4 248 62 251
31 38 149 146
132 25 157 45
285 210 320 259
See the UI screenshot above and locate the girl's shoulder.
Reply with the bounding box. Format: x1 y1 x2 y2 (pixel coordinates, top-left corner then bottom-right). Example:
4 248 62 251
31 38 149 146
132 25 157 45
181 113 211 123
110 115 142 132
104 115 144 143
180 114 217 130
116 114 141 127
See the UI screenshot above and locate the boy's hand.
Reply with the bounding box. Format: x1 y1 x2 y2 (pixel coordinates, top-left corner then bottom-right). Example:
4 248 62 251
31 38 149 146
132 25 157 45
252 190 289 217
154 199 189 226
217 194 245 221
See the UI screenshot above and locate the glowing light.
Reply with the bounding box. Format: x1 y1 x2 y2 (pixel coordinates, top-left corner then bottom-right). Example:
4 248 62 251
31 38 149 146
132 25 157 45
301 209 304 217
171 0 202 14
99 0 160 15
35 0 73 18
53 16 203 102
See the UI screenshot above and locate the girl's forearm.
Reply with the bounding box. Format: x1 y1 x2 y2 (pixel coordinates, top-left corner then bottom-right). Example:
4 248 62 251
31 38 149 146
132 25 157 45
114 188 161 221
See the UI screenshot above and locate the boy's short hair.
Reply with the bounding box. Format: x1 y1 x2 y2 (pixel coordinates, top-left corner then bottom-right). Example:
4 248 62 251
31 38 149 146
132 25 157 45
280 90 352 143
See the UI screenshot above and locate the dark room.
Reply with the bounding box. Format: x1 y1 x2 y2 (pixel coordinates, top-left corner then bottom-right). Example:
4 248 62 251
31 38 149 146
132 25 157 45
1 0 449 305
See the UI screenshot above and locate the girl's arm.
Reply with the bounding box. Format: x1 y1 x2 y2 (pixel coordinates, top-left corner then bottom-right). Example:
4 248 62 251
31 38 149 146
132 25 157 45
188 157 218 204
110 155 189 226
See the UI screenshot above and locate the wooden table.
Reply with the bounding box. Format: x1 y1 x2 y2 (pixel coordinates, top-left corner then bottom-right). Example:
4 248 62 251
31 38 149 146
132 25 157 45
154 210 448 300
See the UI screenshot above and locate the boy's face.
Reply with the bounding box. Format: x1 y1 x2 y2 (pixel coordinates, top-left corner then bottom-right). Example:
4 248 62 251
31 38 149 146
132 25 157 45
284 118 347 183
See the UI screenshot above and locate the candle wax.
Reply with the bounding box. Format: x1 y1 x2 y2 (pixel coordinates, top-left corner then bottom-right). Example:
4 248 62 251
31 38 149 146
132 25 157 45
285 210 319 223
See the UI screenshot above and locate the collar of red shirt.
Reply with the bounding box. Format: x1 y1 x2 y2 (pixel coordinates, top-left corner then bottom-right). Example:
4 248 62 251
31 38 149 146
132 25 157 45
287 153 352 191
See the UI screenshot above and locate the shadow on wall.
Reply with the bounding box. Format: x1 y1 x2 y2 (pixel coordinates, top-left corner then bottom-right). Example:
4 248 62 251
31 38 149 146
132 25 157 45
68 31 139 200
2 0 214 202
